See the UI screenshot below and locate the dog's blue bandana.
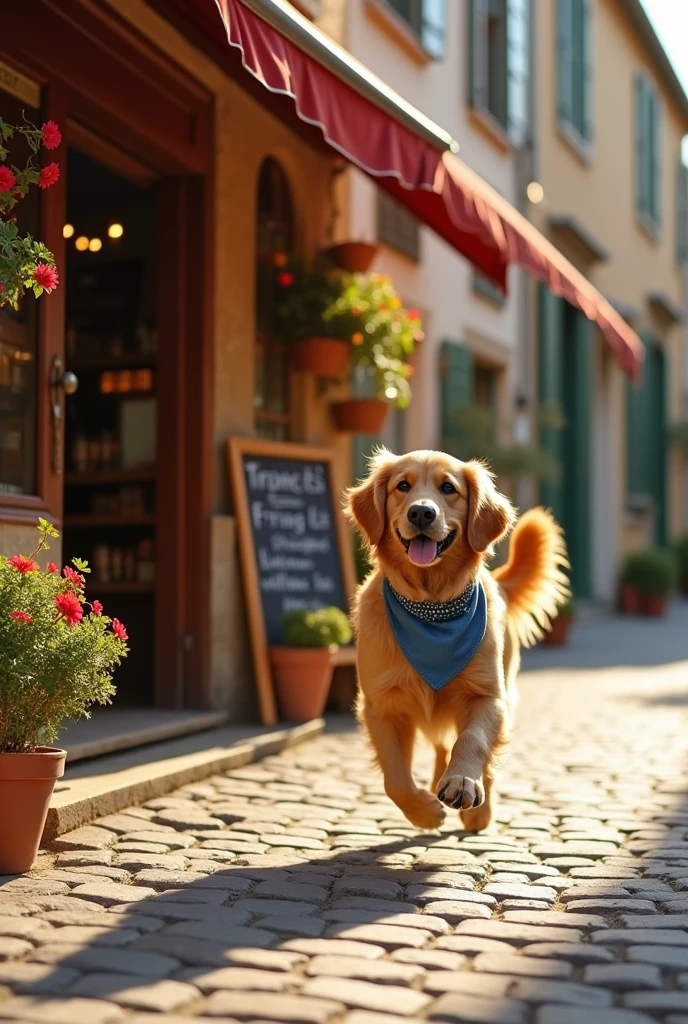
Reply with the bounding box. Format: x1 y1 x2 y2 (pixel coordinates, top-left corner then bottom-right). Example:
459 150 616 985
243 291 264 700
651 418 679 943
383 578 487 691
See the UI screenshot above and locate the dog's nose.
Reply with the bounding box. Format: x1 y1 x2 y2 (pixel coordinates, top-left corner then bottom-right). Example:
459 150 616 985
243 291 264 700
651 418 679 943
407 503 437 529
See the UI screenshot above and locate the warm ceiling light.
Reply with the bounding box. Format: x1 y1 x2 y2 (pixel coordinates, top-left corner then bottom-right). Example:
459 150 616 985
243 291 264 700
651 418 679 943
89 238 103 252
63 224 74 239
526 181 545 204
75 236 89 251
108 223 124 239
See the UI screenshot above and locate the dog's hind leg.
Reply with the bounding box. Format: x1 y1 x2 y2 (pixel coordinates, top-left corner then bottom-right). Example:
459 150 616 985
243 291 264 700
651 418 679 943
363 708 445 831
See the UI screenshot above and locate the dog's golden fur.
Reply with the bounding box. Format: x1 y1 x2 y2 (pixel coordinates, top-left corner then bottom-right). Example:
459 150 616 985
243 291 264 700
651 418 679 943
344 448 569 832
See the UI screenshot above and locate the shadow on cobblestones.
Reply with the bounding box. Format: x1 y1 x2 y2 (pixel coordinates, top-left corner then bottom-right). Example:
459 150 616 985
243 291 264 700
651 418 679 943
2 652 688 1022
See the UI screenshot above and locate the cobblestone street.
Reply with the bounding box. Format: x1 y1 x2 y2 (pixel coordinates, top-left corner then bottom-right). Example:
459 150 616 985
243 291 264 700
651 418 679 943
2 610 688 1023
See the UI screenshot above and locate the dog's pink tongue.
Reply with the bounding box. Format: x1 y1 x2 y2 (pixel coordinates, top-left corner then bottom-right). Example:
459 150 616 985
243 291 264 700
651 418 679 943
408 536 438 566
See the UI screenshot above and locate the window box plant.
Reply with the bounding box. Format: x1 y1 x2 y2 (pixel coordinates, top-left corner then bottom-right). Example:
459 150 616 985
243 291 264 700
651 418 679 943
269 606 352 722
0 520 127 872
543 599 576 646
326 240 379 274
676 535 688 597
619 548 678 617
273 258 350 378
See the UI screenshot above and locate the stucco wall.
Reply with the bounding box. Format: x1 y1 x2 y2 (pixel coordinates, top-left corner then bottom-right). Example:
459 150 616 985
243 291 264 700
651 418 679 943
339 0 521 454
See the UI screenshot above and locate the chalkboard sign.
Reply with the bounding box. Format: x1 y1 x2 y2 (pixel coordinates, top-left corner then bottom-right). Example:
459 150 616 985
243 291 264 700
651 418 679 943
228 439 356 725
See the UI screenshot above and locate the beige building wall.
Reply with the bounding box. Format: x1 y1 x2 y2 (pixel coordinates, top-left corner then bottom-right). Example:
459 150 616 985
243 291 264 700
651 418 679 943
530 0 688 598
331 0 522 458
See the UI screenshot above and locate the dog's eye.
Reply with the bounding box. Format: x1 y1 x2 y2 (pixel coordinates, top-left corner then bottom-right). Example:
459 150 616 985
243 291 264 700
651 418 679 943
440 481 456 495
396 480 411 492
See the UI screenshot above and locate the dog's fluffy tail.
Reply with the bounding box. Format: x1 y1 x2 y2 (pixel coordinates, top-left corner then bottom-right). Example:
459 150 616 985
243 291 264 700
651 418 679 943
492 507 570 648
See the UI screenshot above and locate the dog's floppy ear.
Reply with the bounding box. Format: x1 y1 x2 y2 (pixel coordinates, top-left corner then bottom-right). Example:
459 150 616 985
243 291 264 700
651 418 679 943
462 460 516 554
344 448 397 548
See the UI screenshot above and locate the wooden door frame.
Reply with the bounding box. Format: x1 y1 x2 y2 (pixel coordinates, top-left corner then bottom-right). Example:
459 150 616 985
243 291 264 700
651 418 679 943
1 2 215 708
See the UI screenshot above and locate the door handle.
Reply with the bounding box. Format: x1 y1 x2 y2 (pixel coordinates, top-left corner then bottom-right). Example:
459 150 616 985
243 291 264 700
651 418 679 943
50 356 79 474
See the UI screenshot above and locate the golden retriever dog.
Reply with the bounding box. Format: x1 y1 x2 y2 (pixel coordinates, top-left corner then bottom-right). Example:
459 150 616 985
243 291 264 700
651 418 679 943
345 448 569 833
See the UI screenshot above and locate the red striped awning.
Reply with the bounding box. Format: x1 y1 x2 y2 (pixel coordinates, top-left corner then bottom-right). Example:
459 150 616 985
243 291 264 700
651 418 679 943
210 0 643 380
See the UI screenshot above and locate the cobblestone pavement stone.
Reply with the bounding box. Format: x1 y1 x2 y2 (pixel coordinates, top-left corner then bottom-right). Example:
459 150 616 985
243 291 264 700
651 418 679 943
2 611 688 1023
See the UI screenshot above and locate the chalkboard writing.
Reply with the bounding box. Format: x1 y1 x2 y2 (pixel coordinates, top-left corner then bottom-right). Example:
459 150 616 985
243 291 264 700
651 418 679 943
241 453 349 645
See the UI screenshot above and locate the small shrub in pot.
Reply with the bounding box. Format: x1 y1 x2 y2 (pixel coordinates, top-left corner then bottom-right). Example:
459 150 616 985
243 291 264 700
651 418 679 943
270 607 352 722
619 547 678 616
0 519 127 872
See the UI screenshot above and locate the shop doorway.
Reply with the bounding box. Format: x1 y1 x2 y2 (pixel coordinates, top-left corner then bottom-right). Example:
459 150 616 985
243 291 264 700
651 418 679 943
63 146 158 706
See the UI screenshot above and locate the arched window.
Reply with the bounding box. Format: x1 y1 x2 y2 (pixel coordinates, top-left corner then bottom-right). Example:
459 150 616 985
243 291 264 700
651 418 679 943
254 158 294 439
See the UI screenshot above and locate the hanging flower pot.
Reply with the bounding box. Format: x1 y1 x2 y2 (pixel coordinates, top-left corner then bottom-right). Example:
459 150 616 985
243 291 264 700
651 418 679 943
0 748 66 873
269 647 335 722
331 397 390 434
326 242 379 274
292 338 349 378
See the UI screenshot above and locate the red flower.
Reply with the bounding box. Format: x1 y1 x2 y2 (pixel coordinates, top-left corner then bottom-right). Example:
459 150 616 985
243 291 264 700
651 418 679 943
9 555 39 574
9 611 32 624
41 121 62 150
12 190 22 201
55 591 83 626
63 566 84 588
38 163 60 189
47 563 58 574
0 166 16 193
407 308 420 320
91 600 103 616
277 272 294 288
112 618 128 641
33 264 59 292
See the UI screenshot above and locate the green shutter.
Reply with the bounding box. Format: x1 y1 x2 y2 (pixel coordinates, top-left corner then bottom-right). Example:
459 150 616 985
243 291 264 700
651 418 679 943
538 286 565 520
626 335 667 544
651 89 662 226
557 0 574 127
562 308 593 597
582 0 592 141
421 0 446 59
440 340 475 446
506 0 530 145
469 0 489 110
677 160 688 263
636 74 650 219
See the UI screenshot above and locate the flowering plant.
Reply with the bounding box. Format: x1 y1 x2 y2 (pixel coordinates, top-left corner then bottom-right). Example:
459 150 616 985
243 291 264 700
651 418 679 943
274 256 422 408
0 117 61 310
0 519 126 753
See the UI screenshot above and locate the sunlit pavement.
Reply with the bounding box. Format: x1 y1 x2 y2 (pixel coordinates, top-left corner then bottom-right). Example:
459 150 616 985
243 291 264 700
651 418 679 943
1 603 688 1023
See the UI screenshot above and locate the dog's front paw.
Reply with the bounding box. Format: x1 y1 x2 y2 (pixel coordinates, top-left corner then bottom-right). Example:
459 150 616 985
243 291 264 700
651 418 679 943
437 774 484 811
400 789 446 830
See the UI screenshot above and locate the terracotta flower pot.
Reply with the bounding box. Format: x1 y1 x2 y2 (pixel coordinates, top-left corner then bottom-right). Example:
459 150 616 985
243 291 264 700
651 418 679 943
331 398 390 434
269 647 335 722
619 583 641 614
642 593 668 617
543 614 574 646
326 241 379 274
292 338 349 378
0 747 66 873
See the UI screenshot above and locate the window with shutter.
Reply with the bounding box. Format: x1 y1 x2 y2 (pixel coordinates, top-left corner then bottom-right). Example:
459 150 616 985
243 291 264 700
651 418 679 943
557 0 591 147
377 191 421 262
626 335 667 544
470 0 529 144
384 0 446 59
439 340 475 446
677 160 688 264
635 73 661 233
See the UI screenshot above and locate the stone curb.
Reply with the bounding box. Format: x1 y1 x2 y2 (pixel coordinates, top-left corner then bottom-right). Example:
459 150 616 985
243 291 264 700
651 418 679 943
43 718 325 842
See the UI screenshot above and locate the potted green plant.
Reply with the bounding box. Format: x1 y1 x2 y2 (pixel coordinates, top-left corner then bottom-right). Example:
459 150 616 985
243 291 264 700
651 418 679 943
676 535 688 597
326 272 420 432
543 599 576 646
0 519 127 872
269 606 352 722
619 548 678 617
273 258 350 377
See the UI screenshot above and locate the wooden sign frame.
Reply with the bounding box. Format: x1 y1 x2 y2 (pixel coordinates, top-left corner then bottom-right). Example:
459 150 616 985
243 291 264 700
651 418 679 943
228 438 357 726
